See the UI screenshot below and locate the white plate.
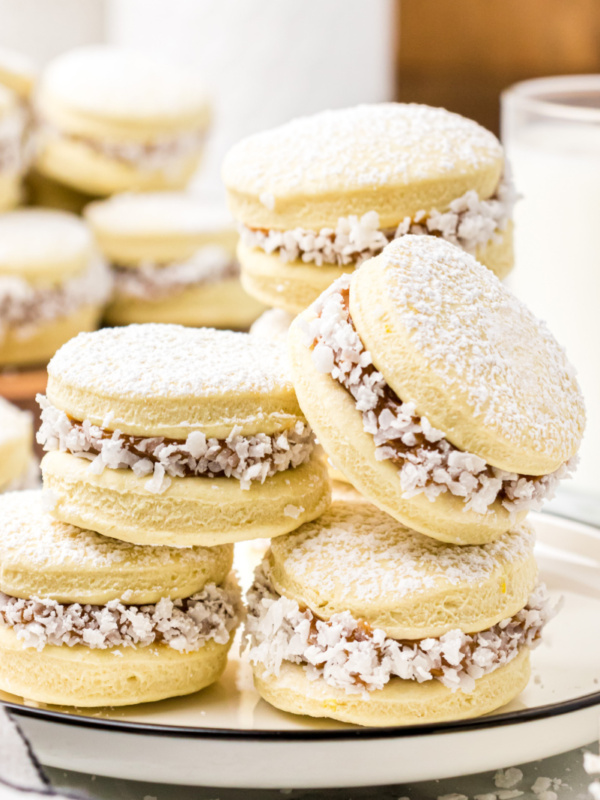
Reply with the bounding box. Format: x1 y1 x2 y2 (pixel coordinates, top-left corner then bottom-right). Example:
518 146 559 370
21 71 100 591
4 512 600 790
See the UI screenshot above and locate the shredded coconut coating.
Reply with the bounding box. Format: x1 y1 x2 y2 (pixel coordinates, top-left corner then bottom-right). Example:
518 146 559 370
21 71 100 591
37 396 315 493
306 277 575 514
112 246 238 301
41 121 205 173
0 257 112 340
0 581 241 652
240 176 516 267
246 567 558 696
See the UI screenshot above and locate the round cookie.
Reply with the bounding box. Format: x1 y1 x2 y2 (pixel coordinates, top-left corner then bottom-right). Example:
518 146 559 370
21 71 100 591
0 209 112 367
223 103 516 313
0 399 34 492
289 236 585 544
85 192 265 329
246 501 555 727
0 84 28 211
0 490 233 604
35 46 210 196
38 324 331 546
0 488 241 707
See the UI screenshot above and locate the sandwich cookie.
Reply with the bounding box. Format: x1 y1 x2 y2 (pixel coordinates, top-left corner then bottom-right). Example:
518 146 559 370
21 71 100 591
0 85 29 211
246 502 558 727
223 103 517 314
35 46 210 196
0 490 240 707
250 308 294 341
0 398 37 492
0 209 112 367
289 236 585 545
38 324 331 546
85 192 265 329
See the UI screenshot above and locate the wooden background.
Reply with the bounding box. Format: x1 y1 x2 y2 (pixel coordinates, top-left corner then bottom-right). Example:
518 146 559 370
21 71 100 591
395 0 600 133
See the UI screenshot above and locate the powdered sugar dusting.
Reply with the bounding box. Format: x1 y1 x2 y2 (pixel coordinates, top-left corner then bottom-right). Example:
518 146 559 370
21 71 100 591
0 581 241 652
382 236 585 460
246 569 556 695
47 325 293 401
0 489 229 571
268 503 535 603
224 103 502 197
307 277 575 513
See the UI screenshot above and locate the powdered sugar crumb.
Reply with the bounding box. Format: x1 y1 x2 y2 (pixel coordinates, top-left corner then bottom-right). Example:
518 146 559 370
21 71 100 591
283 504 304 519
494 768 523 789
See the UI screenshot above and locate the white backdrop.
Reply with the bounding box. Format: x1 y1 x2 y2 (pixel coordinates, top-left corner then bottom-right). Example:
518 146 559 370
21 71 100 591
106 0 394 199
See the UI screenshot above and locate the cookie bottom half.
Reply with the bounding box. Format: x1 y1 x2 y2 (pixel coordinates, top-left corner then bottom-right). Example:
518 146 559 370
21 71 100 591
253 647 530 727
0 625 232 707
42 449 332 546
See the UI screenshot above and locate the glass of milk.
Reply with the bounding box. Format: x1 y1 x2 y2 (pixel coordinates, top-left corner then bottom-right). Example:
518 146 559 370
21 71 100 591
502 76 600 511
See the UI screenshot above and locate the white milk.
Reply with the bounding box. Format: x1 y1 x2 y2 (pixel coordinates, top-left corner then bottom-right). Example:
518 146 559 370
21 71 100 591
506 122 600 496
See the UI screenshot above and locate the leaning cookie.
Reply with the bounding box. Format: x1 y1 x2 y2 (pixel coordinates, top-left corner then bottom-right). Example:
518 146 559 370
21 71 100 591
0 490 240 707
35 46 210 196
0 399 38 492
223 103 517 314
246 502 557 727
38 324 331 546
85 192 265 329
289 236 585 545
0 209 112 367
0 85 30 211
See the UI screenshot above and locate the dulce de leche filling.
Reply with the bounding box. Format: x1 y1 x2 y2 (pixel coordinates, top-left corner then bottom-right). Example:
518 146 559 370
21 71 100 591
37 395 315 494
246 565 557 695
306 277 575 515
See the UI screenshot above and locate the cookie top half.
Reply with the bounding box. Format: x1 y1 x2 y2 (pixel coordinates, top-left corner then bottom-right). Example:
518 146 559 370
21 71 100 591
84 192 237 264
0 491 232 604
265 501 537 640
0 46 36 99
46 324 304 438
223 103 503 230
350 236 585 475
0 209 95 285
38 45 210 137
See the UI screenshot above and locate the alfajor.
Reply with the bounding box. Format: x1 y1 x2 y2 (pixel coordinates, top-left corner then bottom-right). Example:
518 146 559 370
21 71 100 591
35 46 210 196
0 398 37 492
85 192 265 329
0 47 36 101
38 324 331 546
246 502 558 727
223 103 517 314
0 209 112 367
0 84 30 211
289 236 585 545
0 490 240 707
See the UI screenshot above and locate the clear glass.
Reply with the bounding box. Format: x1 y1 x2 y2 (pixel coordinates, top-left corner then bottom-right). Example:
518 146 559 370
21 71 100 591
502 75 600 505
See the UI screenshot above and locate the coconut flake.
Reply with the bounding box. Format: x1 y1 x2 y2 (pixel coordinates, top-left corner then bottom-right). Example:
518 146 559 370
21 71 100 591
245 567 559 697
0 581 241 652
307 276 576 516
37 396 315 494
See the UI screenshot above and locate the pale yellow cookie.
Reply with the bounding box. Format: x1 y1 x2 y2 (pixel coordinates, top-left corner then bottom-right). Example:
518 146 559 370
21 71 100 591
0 85 27 211
35 46 210 196
223 103 515 312
289 236 584 544
0 399 33 491
0 209 111 367
85 192 265 329
0 490 233 604
0 47 36 99
246 501 553 726
39 324 331 545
